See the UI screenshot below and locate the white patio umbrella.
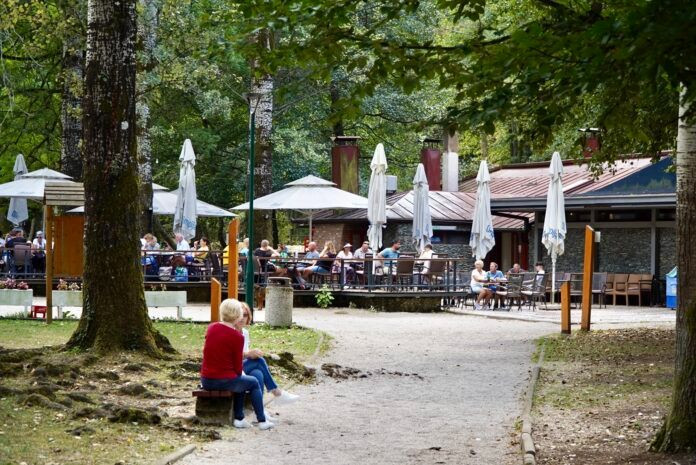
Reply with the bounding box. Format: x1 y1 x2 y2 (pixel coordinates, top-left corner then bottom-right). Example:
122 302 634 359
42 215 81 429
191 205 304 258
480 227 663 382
0 168 75 199
542 151 566 303
232 175 368 242
173 139 198 240
469 160 495 260
411 163 432 253
7 154 29 225
367 143 388 251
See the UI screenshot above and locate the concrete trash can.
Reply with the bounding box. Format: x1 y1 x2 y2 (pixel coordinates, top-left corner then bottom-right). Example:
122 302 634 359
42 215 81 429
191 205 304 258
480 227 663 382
666 267 677 309
265 277 293 327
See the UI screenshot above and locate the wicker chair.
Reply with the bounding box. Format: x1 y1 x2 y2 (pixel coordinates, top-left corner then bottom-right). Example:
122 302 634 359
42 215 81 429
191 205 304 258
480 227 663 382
609 273 629 305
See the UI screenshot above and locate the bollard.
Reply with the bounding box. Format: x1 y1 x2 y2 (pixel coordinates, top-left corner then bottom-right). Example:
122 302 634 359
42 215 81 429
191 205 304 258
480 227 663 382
265 277 293 327
560 281 571 334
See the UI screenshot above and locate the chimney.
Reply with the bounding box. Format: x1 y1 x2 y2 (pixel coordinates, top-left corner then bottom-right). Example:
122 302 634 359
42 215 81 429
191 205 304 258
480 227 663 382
331 136 360 193
420 138 442 191
442 128 459 192
579 128 601 159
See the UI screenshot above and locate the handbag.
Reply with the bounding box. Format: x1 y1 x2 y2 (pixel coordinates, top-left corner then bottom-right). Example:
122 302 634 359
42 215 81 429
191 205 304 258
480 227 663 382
158 266 173 281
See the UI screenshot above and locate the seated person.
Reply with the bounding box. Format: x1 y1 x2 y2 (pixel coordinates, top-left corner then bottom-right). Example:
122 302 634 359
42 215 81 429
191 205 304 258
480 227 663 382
377 240 401 275
174 233 190 251
193 237 210 263
239 237 250 257
236 303 299 422
31 231 47 273
507 263 525 275
335 243 355 284
415 244 434 274
487 261 505 308
302 241 337 280
471 259 492 310
254 239 285 276
200 299 274 430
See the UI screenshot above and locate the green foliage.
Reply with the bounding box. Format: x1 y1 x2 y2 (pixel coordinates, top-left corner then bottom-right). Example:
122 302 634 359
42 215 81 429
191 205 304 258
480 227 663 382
315 285 334 308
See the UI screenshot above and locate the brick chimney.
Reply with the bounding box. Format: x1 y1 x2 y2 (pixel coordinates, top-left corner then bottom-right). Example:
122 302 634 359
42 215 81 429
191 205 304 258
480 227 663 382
579 128 601 159
420 138 442 191
331 136 360 193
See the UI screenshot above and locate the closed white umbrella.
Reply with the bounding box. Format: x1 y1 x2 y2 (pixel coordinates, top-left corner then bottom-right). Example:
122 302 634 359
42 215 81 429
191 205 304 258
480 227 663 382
412 163 432 253
367 143 388 251
469 160 495 260
7 154 29 225
173 139 198 240
232 175 367 241
542 152 566 303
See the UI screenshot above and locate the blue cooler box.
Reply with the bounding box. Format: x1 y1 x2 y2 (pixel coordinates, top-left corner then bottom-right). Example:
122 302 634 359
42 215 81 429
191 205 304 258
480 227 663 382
666 267 677 309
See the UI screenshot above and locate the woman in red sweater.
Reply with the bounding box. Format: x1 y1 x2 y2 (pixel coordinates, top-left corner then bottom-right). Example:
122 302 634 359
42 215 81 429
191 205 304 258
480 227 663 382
200 298 273 430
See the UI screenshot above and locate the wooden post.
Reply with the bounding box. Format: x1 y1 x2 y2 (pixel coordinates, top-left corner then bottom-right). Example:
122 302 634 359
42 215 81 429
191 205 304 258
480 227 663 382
560 281 571 334
581 225 596 331
227 219 238 300
44 206 53 324
210 278 221 322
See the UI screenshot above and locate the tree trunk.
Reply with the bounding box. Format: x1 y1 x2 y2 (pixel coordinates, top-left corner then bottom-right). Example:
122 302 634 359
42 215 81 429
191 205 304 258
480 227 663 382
250 30 274 246
60 36 84 180
136 0 159 234
67 0 173 356
651 88 696 452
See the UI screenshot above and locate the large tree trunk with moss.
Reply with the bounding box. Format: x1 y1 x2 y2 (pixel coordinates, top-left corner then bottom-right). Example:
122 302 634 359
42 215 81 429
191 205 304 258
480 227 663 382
67 0 172 356
250 29 274 247
60 36 84 180
651 89 696 452
136 0 159 234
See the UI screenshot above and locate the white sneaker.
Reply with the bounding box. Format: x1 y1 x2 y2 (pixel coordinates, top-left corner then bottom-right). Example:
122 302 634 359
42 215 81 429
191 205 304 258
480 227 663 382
274 390 299 405
474 302 482 310
264 410 278 422
233 419 252 429
258 421 275 430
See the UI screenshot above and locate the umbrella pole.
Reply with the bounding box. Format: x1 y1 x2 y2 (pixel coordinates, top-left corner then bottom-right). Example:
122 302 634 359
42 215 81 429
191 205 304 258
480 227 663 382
551 256 557 305
308 213 313 243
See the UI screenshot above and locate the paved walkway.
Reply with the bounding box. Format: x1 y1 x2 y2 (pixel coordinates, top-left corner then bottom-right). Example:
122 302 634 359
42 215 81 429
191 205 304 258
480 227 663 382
181 309 557 465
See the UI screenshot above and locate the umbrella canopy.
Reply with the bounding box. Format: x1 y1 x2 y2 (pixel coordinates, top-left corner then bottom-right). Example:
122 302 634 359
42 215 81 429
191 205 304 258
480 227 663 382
411 163 432 253
173 139 198 240
367 143 388 250
542 152 566 301
0 167 76 200
469 160 495 260
7 154 29 225
232 174 368 241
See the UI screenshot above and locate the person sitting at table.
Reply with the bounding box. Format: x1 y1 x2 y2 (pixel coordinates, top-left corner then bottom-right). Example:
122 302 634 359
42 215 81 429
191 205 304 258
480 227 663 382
193 237 210 263
507 263 525 275
239 237 250 257
200 298 274 430
277 243 289 258
335 243 355 285
142 233 160 251
174 233 190 251
471 259 492 310
302 241 336 280
31 231 47 273
487 261 505 309
377 240 401 275
254 239 285 276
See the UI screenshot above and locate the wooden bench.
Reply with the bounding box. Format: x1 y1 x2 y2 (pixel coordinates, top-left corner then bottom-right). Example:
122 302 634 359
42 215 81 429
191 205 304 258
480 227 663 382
192 390 234 424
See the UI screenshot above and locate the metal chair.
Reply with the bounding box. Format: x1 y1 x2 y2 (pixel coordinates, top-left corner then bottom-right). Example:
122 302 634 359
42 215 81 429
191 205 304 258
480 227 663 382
10 244 32 277
521 273 548 310
394 255 415 290
592 272 608 308
496 273 524 311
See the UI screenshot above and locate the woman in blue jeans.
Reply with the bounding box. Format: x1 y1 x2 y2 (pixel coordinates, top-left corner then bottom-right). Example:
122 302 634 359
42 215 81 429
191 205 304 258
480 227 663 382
200 299 274 430
237 303 299 421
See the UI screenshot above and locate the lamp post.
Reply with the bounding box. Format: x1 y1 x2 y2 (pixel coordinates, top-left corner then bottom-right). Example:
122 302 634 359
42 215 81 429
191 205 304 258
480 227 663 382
245 94 259 314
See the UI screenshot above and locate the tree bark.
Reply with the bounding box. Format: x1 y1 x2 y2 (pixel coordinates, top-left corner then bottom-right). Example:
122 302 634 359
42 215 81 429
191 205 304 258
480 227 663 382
250 29 274 246
136 0 159 234
67 0 173 356
60 36 84 180
651 88 696 452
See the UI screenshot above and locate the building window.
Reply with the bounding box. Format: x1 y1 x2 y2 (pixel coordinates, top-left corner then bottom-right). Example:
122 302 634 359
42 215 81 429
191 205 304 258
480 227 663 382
431 231 468 244
595 209 652 222
656 209 675 221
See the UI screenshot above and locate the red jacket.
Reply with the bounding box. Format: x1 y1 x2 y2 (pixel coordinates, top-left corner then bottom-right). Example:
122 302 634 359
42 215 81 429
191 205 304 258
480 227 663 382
200 323 244 379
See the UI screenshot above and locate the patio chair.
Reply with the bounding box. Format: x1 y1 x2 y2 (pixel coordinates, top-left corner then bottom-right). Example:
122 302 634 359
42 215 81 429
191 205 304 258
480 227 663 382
10 244 32 277
394 255 415 290
521 273 548 310
425 256 447 290
639 274 654 306
605 273 615 297
496 273 524 311
354 254 371 287
252 257 269 285
592 272 608 308
609 273 629 305
625 274 643 306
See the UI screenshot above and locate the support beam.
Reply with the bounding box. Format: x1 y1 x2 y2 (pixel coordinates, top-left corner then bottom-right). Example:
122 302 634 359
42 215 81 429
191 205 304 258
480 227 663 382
581 225 596 331
44 206 54 324
210 278 221 322
561 281 571 334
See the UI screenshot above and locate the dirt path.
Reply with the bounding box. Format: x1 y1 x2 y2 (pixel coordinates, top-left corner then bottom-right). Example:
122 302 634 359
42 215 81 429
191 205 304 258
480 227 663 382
180 309 556 465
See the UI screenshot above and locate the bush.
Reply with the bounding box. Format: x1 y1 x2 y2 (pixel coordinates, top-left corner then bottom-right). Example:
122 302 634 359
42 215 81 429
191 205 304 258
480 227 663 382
315 285 334 308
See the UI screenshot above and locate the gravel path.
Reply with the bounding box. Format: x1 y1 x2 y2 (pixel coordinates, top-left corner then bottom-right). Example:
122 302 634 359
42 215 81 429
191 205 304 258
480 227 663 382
181 309 556 465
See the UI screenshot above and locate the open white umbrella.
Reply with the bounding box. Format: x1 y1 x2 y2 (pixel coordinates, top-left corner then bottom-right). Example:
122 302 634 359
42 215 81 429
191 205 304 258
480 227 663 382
542 151 566 303
412 163 432 253
0 168 75 200
173 139 198 240
367 143 388 251
7 154 29 225
232 175 367 242
469 160 495 260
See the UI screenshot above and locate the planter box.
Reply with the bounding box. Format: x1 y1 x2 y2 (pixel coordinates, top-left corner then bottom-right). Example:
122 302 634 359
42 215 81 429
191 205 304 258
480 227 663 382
0 289 34 315
53 290 83 318
145 291 187 319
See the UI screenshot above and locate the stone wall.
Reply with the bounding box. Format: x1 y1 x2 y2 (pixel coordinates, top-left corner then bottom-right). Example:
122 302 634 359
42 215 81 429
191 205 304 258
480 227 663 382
312 223 346 248
657 227 676 277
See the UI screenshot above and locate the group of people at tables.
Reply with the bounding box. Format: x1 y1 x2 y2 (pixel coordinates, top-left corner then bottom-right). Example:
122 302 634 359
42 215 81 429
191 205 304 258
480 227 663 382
200 298 299 430
243 238 437 289
140 232 211 275
0 227 47 274
470 260 545 310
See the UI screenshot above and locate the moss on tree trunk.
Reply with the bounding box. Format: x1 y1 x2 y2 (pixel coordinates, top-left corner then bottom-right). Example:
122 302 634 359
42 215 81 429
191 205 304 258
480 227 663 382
66 0 173 357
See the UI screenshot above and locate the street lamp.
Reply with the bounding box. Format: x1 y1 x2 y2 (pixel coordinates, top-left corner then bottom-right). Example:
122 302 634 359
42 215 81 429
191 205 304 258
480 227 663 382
245 92 261 315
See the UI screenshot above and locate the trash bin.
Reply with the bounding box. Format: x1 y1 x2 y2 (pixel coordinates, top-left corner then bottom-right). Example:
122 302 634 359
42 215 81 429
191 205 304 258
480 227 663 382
665 267 677 309
265 277 293 327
